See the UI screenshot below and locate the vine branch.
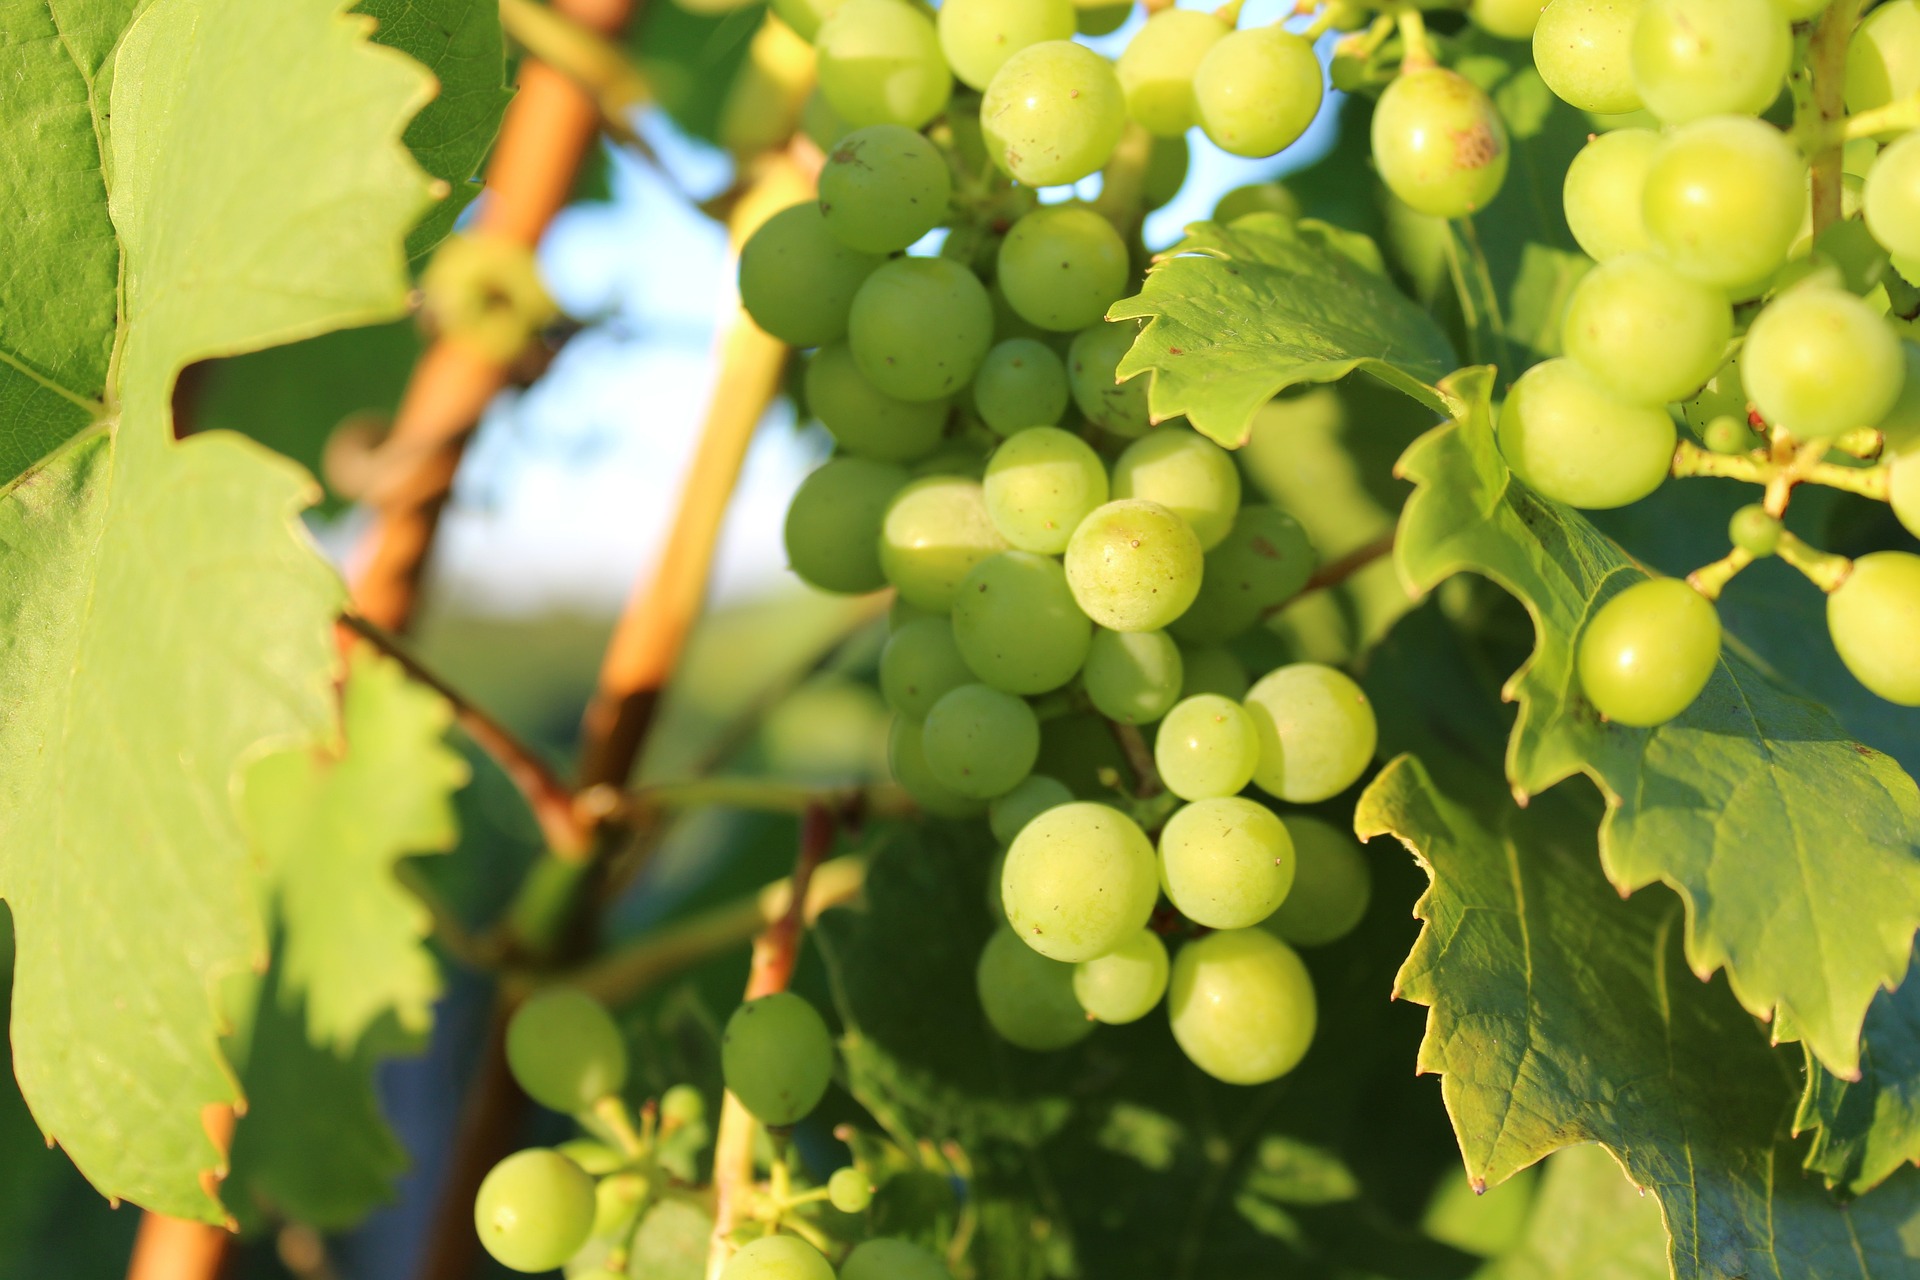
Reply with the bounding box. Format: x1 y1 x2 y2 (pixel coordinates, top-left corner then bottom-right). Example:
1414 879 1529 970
1806 0 1866 238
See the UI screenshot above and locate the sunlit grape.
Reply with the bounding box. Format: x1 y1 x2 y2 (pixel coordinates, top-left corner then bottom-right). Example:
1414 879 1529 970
1577 578 1721 726
1002 802 1159 962
1073 929 1170 1024
1159 796 1295 931
1371 67 1510 219
1243 663 1377 804
1194 26 1323 159
1533 0 1644 115
1168 929 1317 1085
981 40 1126 187
1496 358 1676 510
1828 552 1920 706
816 0 954 130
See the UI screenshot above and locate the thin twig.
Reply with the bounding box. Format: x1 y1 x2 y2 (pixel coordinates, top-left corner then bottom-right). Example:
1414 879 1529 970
1109 721 1165 799
1807 0 1866 238
1263 530 1399 622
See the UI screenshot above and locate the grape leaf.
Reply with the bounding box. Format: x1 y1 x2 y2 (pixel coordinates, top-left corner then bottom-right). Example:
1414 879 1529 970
1107 215 1459 449
1795 954 1920 1197
1393 367 1920 1081
1473 1145 1668 1280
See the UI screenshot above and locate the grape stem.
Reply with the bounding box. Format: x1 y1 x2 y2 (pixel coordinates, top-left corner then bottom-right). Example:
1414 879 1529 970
1670 439 1891 510
1804 0 1868 237
1839 93 1920 144
1109 721 1167 798
1392 6 1436 72
498 0 653 153
1266 530 1399 617
589 1094 649 1161
1687 548 1754 602
1776 532 1854 593
1671 441 1769 484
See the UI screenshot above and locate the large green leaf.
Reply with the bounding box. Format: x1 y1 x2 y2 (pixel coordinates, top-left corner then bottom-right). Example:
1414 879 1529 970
1107 215 1459 449
1393 367 1920 1081
1795 953 1920 1197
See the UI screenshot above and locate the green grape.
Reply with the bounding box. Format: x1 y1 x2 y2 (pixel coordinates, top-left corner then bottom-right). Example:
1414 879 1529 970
1866 133 1920 262
719 1234 837 1280
1117 9 1230 137
1370 67 1511 219
590 1171 646 1240
1630 0 1789 123
1641 115 1804 289
1144 133 1191 210
1002 801 1160 961
1532 0 1644 115
981 40 1126 187
1075 0 1132 36
922 682 1041 797
1111 429 1243 550
842 1238 952 1280
1193 26 1323 159
1577 577 1721 725
818 124 953 253
1495 358 1676 510
554 1138 621 1175
849 257 996 401
786 457 908 595
989 773 1075 845
1264 816 1371 948
721 993 834 1126
1729 503 1782 557
1073 928 1171 1024
1878 343 1920 453
1829 552 1920 705
1702 415 1755 454
1244 663 1377 804
1895 454 1920 540
1470 0 1545 38
1213 181 1301 224
951 551 1093 693
1155 694 1260 801
880 474 1009 609
1159 796 1295 930
938 0 1075 91
1562 254 1731 407
1167 929 1317 1085
890 716 987 817
1744 286 1906 437
739 203 884 347
1563 128 1659 262
1168 505 1317 644
997 205 1131 332
1679 352 1746 436
771 0 845 41
828 1166 874 1214
1068 321 1154 437
505 988 627 1114
1847 0 1920 127
816 0 953 130
1083 627 1183 724
660 1084 706 1130
973 339 1070 434
1064 499 1206 632
984 426 1110 553
473 1149 596 1274
881 616 974 720
806 343 948 463
977 926 1096 1049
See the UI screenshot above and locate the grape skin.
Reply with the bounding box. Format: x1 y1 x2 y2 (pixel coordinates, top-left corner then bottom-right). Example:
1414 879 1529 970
722 993 835 1126
1193 27 1324 159
1470 0 1544 39
785 457 908 595
977 926 1096 1050
1828 552 1920 706
1879 343 1920 453
1117 9 1229 137
719 1234 837 1280
505 988 628 1114
1159 796 1296 931
997 205 1131 332
1064 499 1206 632
1265 816 1372 948
1155 694 1260 801
981 41 1126 187
1641 116 1804 291
828 1166 874 1214
880 474 1010 610
1561 253 1731 408
880 617 974 720
1866 132 1920 262
841 1238 953 1280
1577 578 1721 726
849 257 995 401
818 124 953 254
739 203 883 347
1243 663 1378 804
1533 0 1644 116
1167 929 1317 1085
922 682 1040 798
1563 128 1659 263
951 551 1093 695
984 426 1111 553
972 339 1070 435
1002 801 1160 962
988 773 1074 846
1110 429 1243 551
890 716 987 818
1073 928 1170 1025
1629 0 1790 124
1170 505 1317 644
1743 286 1905 439
1846 0 1920 125
473 1149 597 1273
1068 321 1154 437
816 0 953 131
937 0 1075 92
806 343 948 464
1371 67 1511 220
1496 357 1676 511
1082 627 1183 725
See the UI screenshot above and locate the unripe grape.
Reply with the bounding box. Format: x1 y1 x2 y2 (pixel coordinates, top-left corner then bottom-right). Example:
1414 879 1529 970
1533 0 1644 115
1155 694 1260 801
1563 128 1659 263
1470 0 1545 38
1729 504 1782 558
1082 627 1183 724
816 0 953 130
1702 415 1756 455
1743 287 1905 438
1641 115 1804 290
889 716 986 817
1243 663 1378 804
1265 816 1371 948
1561 253 1731 407
722 993 835 1126
951 551 1092 695
1068 321 1154 437
506 988 628 1114
1168 929 1317 1085
842 1239 951 1280
818 124 952 254
976 926 1095 1050
849 257 995 401
984 426 1110 553
880 474 1009 610
1496 358 1675 510
1878 343 1920 454
1829 552 1920 705
1073 928 1171 1024
1170 505 1317 644
972 339 1070 434
1577 578 1721 726
1111 430 1242 550
806 343 948 464
1178 644 1251 701
937 0 1075 91
1159 796 1295 930
1193 26 1324 159
1371 67 1511 219
1846 0 1920 127
659 1084 706 1130
1002 802 1160 962
1892 454 1920 540
997 205 1131 332
1866 132 1920 262
719 1234 837 1280
1074 0 1131 36
1213 181 1301 225
786 457 908 595
1064 499 1206 632
1144 134 1191 210
828 1166 874 1214
988 773 1075 845
881 617 973 720
922 682 1040 797
739 203 883 347
473 1149 596 1273
554 1138 621 1175
1117 9 1231 137
981 41 1126 187
1630 0 1790 124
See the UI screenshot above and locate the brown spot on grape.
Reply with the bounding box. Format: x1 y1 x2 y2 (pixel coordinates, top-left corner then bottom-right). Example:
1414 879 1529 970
1451 122 1498 171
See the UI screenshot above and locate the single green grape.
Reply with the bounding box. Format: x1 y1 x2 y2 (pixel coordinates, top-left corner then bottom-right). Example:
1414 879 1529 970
997 205 1131 332
505 988 628 1114
739 202 884 347
590 1172 646 1240
938 0 1075 91
1213 181 1301 224
972 338 1070 434
1159 796 1295 930
1169 504 1317 644
1878 343 1920 453
1563 128 1659 262
1264 815 1371 948
1641 115 1805 289
1082 627 1184 725
1702 415 1756 455
816 0 953 130
1562 253 1732 407
1577 578 1721 726
879 474 1009 610
473 1149 596 1274
721 993 835 1126
1075 0 1132 36
1193 26 1324 159
988 773 1075 845
1730 504 1783 558
889 716 986 817
771 0 845 41
976 926 1096 1050
951 551 1093 694
1110 429 1243 551
841 1238 953 1280
922 682 1041 798
1068 321 1154 437
984 425 1111 553
1532 0 1644 115
1002 801 1160 962
659 1084 706 1130
981 40 1126 187
818 124 953 254
1244 663 1378 804
554 1138 622 1175
827 1166 874 1214
1866 132 1920 262
1371 67 1511 219
1073 928 1171 1024
806 343 948 464
1495 358 1676 510
849 257 995 402
1630 0 1790 123
1892 453 1920 540
1744 286 1906 438
1154 694 1260 802
785 457 908 595
1144 133 1191 210
1064 499 1206 632
1846 0 1920 127
880 616 974 720
1179 644 1250 701
719 1234 837 1280
1470 0 1544 38
1117 9 1230 136
1828 552 1920 706
1168 929 1317 1085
